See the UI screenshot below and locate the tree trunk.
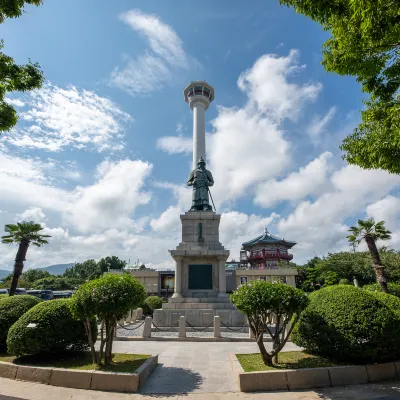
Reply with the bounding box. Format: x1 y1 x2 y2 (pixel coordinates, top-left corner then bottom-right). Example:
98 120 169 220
104 320 114 365
84 319 97 364
365 236 389 293
98 321 106 366
9 241 29 296
256 336 273 366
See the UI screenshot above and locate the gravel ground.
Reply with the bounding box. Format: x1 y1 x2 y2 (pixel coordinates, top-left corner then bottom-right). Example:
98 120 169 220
116 322 250 338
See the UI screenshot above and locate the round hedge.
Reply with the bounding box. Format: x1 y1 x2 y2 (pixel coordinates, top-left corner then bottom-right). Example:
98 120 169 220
363 282 400 298
368 291 400 316
291 285 400 363
7 299 96 356
0 295 41 350
143 296 163 315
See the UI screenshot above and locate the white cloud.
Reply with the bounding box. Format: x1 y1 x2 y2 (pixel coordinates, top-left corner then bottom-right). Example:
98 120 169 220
120 10 188 67
237 49 322 122
6 98 25 107
111 9 196 95
156 136 192 154
254 152 333 208
278 165 400 262
220 211 280 260
5 83 131 152
66 159 152 233
15 207 47 224
157 50 323 206
308 106 336 140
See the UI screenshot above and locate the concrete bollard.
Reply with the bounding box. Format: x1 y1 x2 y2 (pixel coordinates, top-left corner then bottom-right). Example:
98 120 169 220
136 308 143 320
179 316 186 338
214 316 221 338
142 317 152 338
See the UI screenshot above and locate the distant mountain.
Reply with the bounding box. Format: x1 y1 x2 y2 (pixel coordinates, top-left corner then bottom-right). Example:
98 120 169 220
38 263 74 276
0 269 11 279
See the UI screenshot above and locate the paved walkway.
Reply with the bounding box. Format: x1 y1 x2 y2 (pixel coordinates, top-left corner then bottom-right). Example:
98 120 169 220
1 377 400 399
112 340 300 394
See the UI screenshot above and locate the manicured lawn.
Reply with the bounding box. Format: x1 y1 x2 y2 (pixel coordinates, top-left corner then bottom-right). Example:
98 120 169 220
237 351 346 372
0 352 150 373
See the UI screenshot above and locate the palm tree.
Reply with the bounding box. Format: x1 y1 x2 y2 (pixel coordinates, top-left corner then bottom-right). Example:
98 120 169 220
1 222 51 296
347 218 391 293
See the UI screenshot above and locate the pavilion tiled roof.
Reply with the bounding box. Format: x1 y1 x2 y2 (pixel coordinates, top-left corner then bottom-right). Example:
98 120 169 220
242 228 296 249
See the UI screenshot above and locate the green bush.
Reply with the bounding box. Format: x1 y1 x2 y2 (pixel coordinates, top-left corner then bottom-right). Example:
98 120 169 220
7 299 96 356
0 295 41 350
363 282 400 298
339 278 351 285
291 285 400 363
368 291 400 316
143 296 163 315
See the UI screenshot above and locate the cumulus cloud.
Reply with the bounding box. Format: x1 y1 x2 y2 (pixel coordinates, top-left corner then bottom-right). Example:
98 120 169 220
156 136 192 154
157 50 323 205
15 207 47 224
5 83 131 152
254 152 333 208
111 9 197 95
278 165 400 262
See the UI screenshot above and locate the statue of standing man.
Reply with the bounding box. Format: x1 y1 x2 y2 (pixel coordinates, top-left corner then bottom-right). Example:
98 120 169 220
187 157 214 211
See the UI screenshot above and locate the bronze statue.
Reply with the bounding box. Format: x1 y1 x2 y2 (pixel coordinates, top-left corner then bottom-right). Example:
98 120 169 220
187 157 214 211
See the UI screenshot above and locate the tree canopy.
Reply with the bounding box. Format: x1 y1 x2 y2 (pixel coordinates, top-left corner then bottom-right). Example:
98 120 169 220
279 0 400 174
0 1 44 132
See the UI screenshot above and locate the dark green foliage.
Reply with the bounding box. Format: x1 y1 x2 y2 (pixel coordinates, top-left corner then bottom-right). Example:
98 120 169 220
7 299 96 356
0 1 44 132
97 256 127 273
291 285 400 363
69 274 146 365
363 282 400 298
368 291 400 316
298 248 400 292
22 269 51 284
0 295 41 349
231 280 308 365
279 0 400 174
63 259 100 280
30 276 81 290
143 296 163 316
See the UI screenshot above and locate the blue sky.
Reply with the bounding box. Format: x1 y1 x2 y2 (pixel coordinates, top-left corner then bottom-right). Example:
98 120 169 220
1 0 400 270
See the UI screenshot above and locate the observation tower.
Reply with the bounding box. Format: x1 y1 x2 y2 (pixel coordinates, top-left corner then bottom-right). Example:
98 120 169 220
184 81 215 169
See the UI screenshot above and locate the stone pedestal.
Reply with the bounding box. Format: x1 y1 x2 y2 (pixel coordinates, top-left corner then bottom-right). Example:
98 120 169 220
153 211 246 327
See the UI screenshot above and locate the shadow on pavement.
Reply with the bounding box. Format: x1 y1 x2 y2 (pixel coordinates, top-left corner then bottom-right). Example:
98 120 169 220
139 364 203 396
315 381 400 399
0 396 28 400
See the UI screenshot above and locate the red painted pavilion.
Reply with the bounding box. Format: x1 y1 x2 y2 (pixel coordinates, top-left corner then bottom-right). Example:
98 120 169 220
239 228 296 269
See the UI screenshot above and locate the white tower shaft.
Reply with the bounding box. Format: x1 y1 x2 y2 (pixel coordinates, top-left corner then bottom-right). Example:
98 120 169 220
192 102 206 169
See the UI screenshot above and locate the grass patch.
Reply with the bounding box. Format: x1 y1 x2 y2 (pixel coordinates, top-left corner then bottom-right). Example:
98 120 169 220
0 352 150 373
236 351 347 372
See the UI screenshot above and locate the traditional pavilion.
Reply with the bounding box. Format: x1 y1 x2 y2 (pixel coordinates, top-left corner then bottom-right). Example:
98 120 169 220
239 228 296 269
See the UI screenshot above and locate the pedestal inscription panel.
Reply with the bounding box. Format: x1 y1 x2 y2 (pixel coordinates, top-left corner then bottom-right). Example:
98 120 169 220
188 264 212 290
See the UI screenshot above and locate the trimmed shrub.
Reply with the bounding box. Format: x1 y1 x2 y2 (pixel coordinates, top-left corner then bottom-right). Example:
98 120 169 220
143 296 163 316
363 282 400 298
7 299 96 356
0 295 41 350
291 285 400 363
339 278 351 285
368 291 400 316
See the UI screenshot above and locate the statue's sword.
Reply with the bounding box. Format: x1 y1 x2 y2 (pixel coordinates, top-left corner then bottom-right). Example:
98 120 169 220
207 186 216 212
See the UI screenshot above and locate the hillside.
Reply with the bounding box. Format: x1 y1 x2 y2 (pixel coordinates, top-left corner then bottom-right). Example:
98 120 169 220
38 263 74 275
0 269 10 279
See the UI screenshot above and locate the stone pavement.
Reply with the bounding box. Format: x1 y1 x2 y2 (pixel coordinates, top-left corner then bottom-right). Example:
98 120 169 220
1 377 400 399
112 340 300 393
